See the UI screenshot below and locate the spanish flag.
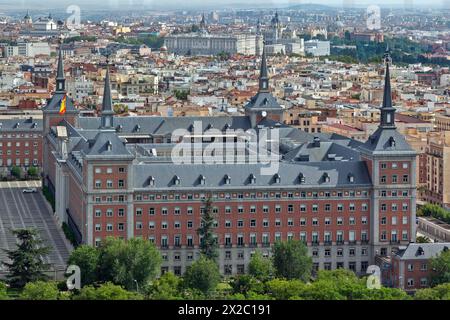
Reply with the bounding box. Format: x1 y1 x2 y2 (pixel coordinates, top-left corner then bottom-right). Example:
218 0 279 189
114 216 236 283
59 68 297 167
59 94 67 115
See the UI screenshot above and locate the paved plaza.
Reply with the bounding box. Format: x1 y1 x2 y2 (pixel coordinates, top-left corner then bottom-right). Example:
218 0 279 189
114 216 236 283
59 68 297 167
0 181 71 270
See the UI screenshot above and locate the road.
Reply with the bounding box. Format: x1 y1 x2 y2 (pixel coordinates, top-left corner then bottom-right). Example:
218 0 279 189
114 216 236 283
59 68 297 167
0 180 71 270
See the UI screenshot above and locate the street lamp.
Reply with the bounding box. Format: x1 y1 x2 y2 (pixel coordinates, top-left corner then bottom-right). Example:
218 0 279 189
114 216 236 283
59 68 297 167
133 279 139 293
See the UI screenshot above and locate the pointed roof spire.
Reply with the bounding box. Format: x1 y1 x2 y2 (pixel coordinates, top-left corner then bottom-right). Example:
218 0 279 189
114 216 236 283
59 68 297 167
102 58 114 115
56 46 64 80
382 47 393 110
259 42 269 92
379 46 396 128
55 42 66 93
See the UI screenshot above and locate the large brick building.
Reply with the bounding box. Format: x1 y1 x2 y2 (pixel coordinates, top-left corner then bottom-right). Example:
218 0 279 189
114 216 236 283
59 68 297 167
0 117 43 174
385 243 450 291
43 48 418 276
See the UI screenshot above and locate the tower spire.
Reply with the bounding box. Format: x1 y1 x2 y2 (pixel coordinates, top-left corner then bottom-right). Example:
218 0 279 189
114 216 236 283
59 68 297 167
380 47 395 128
259 42 269 93
101 57 115 129
55 44 65 93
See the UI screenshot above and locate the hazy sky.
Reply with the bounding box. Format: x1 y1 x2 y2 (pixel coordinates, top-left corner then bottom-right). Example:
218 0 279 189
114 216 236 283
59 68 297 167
2 0 449 10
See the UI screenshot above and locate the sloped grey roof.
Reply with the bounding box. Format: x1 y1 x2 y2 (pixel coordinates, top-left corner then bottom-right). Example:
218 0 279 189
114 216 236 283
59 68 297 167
0 118 42 132
396 243 450 260
80 131 133 159
283 141 360 162
132 160 371 190
244 91 282 111
359 127 416 155
43 92 77 113
78 116 252 136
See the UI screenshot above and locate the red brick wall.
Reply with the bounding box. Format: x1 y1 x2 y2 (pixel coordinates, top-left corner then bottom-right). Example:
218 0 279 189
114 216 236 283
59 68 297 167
0 131 43 168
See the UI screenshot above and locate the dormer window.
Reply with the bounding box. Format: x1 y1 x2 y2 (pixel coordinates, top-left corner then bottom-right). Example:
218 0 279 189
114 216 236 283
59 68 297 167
298 173 305 184
224 174 231 185
148 176 155 187
249 174 256 185
389 136 396 147
116 124 123 132
348 173 355 183
173 175 180 185
274 173 281 184
14 123 20 129
416 247 425 256
323 173 330 183
199 175 206 185
106 141 112 151
134 124 141 132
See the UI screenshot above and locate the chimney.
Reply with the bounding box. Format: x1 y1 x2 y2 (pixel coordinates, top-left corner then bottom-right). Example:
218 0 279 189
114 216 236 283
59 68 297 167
313 137 321 148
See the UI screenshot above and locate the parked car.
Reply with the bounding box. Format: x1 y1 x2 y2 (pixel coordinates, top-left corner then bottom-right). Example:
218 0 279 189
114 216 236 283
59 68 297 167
22 188 37 193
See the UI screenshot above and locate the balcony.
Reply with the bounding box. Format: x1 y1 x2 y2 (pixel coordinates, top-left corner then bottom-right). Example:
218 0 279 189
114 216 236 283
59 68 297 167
390 240 400 245
324 241 332 246
348 240 357 245
361 239 369 244
249 242 258 248
237 243 245 248
336 240 344 245
262 242 270 248
311 241 319 246
224 243 232 248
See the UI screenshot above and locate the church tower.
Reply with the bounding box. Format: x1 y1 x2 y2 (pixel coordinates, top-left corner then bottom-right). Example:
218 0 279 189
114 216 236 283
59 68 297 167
244 45 283 127
358 49 417 262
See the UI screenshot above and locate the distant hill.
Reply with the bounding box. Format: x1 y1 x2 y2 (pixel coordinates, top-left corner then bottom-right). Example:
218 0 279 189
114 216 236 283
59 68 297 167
288 3 336 10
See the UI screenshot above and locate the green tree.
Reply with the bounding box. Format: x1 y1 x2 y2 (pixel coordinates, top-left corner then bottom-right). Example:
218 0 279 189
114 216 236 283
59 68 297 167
272 240 312 281
0 282 8 300
248 251 274 281
97 237 161 291
20 281 59 300
415 283 450 300
231 274 264 295
183 256 221 295
191 24 200 32
265 278 307 300
73 282 143 300
2 228 50 288
416 236 431 243
27 167 38 177
430 249 450 286
147 272 183 300
174 89 190 101
197 196 218 261
68 245 100 286
418 204 450 224
10 166 21 179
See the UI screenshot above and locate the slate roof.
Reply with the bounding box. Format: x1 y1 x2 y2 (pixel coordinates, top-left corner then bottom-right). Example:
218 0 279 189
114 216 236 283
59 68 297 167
79 131 133 159
132 161 371 190
0 118 42 132
283 140 360 162
43 92 78 113
78 116 252 136
358 127 416 155
396 243 450 260
244 91 282 111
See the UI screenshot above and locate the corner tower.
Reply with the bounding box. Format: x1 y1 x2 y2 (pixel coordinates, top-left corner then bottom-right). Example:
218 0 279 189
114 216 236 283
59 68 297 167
358 49 417 262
